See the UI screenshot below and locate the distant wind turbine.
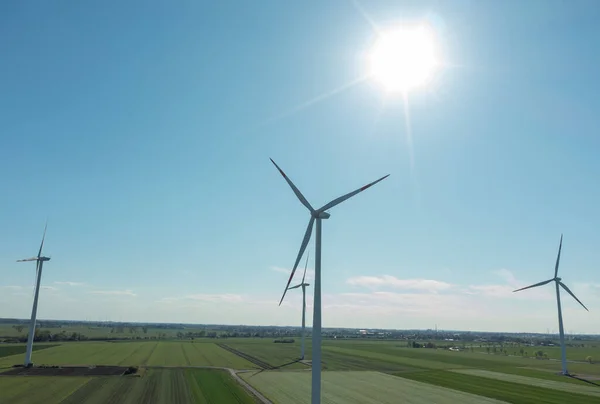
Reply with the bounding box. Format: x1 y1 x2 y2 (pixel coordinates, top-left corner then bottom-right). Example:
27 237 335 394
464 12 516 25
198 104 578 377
513 235 588 375
270 158 389 404
17 224 50 367
287 251 311 360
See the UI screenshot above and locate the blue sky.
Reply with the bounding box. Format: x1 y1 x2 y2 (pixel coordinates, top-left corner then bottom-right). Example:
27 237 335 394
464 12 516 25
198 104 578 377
1 1 600 332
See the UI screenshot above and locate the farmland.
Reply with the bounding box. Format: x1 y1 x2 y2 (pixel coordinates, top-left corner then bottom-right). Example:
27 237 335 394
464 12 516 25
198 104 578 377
0 341 258 369
241 370 507 404
0 369 257 404
1 338 600 403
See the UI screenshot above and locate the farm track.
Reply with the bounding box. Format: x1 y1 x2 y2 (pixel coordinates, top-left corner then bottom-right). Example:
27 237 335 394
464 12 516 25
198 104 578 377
142 341 159 366
217 343 275 370
181 343 191 366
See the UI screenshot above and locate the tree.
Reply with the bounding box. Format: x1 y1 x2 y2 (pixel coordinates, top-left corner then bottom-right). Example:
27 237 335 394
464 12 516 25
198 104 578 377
13 325 24 333
486 347 491 354
519 348 524 356
142 327 148 334
587 356 593 364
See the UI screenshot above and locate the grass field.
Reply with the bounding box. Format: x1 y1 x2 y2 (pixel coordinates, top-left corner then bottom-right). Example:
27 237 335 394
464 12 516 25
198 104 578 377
0 344 58 359
2 338 600 403
241 370 506 404
399 370 599 404
471 344 600 363
0 341 257 369
0 369 257 404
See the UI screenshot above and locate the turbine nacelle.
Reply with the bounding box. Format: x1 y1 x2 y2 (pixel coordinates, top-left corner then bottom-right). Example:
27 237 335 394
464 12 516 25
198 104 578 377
316 211 331 219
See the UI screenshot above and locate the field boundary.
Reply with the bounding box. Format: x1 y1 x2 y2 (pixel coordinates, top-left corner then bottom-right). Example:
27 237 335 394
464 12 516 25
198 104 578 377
217 343 275 370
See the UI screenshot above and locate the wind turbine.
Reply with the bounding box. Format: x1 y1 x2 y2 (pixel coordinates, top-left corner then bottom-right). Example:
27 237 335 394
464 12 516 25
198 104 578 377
17 224 50 367
271 158 388 404
513 234 588 376
287 251 311 360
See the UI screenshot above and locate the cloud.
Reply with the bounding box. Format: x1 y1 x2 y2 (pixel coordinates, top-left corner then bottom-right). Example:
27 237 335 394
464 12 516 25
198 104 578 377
41 286 59 291
346 275 454 293
1 286 23 290
54 281 86 287
184 294 243 303
91 289 136 297
159 293 244 304
494 268 519 286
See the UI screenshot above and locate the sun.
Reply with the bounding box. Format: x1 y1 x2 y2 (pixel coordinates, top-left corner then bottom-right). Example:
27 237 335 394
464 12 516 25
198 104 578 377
369 25 438 92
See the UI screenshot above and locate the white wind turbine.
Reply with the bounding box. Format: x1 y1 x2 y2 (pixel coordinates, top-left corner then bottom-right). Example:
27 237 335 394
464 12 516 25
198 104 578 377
513 234 588 375
287 251 311 360
271 158 389 404
17 224 50 367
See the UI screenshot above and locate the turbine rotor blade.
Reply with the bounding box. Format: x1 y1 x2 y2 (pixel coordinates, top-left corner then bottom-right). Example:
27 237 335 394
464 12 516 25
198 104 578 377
554 234 563 278
270 158 314 213
513 279 554 293
38 222 48 258
288 284 302 290
17 257 38 262
559 282 589 312
302 250 310 284
318 174 390 212
279 217 315 306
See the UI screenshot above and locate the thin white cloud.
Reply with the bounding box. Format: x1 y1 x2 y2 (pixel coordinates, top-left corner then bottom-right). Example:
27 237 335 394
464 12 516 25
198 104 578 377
1 285 23 290
346 275 454 292
159 293 243 304
54 281 86 287
41 286 58 291
185 293 243 303
91 289 136 297
494 268 519 286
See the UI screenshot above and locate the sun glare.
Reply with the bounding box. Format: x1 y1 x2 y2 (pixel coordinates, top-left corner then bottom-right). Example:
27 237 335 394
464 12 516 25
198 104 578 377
369 25 438 92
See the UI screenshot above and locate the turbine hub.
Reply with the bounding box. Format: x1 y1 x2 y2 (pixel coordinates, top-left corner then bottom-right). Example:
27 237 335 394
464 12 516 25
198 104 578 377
317 211 330 219
40 257 51 262
555 277 561 282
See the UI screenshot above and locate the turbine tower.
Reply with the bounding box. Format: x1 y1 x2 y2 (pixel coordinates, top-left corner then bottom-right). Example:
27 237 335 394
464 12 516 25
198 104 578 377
513 235 588 375
287 251 311 360
271 158 388 404
17 224 50 367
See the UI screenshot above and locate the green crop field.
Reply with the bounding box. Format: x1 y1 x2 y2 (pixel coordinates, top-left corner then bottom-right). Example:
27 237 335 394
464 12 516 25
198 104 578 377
0 341 257 369
471 344 600 363
0 369 257 404
0 344 58 359
224 340 307 369
2 337 600 403
451 369 600 398
234 339 600 403
399 370 599 404
241 370 506 404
